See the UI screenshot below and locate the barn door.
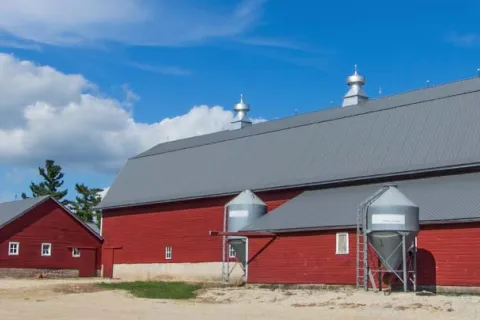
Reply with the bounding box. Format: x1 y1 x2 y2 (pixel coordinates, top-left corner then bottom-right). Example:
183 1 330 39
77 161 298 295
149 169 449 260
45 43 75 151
102 248 114 278
78 248 97 277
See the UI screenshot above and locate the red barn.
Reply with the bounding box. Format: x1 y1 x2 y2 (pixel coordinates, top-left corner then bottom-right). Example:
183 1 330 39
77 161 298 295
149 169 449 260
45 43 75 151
98 69 480 293
0 196 103 278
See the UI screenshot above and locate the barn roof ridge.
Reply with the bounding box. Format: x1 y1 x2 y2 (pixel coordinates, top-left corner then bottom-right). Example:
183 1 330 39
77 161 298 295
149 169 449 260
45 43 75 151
0 195 49 206
134 76 480 160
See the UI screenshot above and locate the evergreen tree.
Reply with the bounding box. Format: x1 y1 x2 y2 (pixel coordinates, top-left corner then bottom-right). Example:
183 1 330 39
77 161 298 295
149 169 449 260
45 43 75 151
71 183 103 226
21 159 70 206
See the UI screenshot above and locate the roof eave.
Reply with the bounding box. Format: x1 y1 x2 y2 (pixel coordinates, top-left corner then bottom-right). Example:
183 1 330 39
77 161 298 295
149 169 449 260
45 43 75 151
242 218 480 234
96 162 480 211
0 196 50 230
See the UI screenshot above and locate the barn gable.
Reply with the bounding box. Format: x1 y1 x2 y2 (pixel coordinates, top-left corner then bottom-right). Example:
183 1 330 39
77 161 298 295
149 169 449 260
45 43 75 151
0 196 103 240
98 77 480 210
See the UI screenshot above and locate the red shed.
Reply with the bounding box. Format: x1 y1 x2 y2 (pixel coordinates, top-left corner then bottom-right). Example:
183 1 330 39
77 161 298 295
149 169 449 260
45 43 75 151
0 196 103 278
98 72 480 293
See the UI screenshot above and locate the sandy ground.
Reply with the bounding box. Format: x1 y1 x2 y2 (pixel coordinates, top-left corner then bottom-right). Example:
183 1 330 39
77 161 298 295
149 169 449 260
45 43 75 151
0 279 479 320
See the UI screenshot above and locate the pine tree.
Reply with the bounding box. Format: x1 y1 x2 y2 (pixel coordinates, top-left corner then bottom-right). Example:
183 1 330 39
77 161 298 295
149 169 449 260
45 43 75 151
71 183 103 226
21 159 70 206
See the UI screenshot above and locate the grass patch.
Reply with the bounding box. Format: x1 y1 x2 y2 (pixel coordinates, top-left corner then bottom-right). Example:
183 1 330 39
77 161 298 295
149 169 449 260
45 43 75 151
97 281 202 300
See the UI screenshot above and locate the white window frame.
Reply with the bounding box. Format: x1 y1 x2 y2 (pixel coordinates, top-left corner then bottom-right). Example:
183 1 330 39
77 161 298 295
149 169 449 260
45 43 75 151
72 248 81 258
165 246 172 260
41 243 52 257
8 242 19 256
228 244 236 258
335 232 349 255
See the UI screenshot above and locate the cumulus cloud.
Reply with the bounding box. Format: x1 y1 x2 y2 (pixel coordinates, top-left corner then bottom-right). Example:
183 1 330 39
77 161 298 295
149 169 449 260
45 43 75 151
0 53 265 173
0 0 267 47
98 187 110 199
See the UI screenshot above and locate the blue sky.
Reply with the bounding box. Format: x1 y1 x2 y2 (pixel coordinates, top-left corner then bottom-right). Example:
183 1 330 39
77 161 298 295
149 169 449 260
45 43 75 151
0 0 479 202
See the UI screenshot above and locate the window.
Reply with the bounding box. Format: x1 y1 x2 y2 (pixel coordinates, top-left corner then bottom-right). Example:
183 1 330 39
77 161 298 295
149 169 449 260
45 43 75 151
336 233 349 255
72 248 81 258
165 246 172 260
41 243 52 257
8 242 19 256
228 244 236 258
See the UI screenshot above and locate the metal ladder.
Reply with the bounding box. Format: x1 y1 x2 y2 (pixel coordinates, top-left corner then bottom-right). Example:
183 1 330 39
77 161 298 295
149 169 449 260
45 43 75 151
356 206 366 289
356 186 390 290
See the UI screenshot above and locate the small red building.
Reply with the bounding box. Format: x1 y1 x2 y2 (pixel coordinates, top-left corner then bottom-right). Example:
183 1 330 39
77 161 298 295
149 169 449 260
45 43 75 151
98 71 480 293
0 196 103 278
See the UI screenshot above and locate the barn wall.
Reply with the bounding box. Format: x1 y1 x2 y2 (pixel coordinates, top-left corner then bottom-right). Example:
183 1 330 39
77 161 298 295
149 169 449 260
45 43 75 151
101 189 300 280
248 230 357 285
416 223 480 288
0 199 103 278
247 223 480 289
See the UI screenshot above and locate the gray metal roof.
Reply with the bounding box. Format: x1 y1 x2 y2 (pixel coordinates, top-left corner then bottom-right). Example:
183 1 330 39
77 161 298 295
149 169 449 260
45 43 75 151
0 196 49 228
0 196 103 240
86 222 101 236
98 77 480 210
242 173 480 232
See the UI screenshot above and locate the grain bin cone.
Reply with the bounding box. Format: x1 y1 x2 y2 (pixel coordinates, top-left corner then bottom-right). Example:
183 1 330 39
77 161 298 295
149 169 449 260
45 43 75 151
368 232 416 271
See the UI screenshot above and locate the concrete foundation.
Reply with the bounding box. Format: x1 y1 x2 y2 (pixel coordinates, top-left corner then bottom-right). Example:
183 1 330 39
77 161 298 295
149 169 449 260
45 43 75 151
247 283 480 295
417 285 480 295
112 262 244 282
0 268 79 279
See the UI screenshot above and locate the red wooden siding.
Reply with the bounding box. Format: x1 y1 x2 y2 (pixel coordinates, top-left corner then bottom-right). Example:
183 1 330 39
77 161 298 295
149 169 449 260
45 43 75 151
247 224 480 287
0 199 102 275
101 190 300 267
102 203 225 264
416 223 480 287
248 230 357 284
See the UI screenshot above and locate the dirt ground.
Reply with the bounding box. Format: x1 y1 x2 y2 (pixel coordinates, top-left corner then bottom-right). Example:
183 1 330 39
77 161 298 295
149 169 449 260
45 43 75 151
0 278 479 320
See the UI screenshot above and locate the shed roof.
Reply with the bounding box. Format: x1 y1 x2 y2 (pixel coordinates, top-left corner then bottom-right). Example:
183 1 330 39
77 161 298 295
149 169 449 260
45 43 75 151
242 172 480 232
0 196 103 240
98 77 480 210
0 196 49 228
86 222 101 236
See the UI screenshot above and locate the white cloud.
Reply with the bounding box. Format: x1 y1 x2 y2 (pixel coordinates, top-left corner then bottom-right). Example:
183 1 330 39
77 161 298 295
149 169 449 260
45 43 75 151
0 39 42 51
0 0 267 47
0 53 265 174
125 61 192 76
446 32 480 47
98 187 110 199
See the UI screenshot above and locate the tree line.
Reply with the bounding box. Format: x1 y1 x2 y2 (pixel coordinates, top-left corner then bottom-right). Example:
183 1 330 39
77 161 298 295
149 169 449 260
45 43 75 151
20 160 105 227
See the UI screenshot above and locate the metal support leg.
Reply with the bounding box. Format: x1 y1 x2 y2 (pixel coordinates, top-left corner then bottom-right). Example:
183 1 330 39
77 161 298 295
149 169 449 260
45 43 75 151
221 206 227 282
378 257 382 292
363 234 368 291
244 237 249 283
413 237 417 292
402 234 407 292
